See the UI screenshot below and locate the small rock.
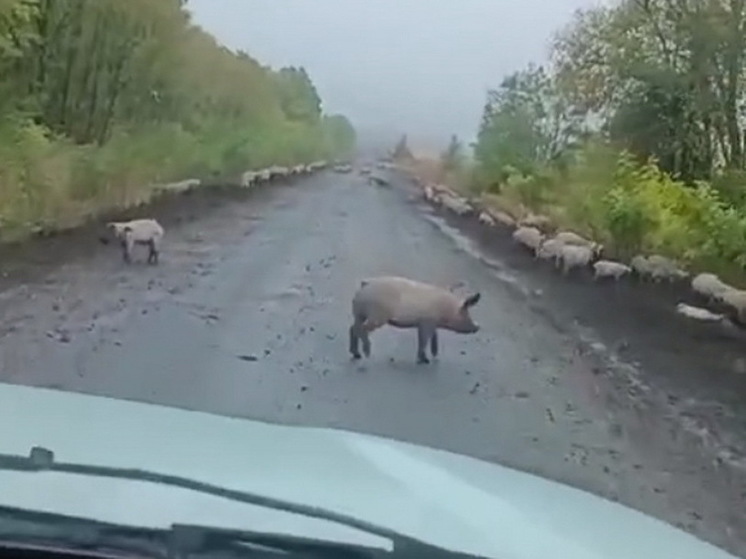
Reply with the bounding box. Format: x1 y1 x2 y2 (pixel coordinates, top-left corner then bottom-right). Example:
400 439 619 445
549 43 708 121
237 354 258 362
300 385 308 392
296 403 302 410
264 349 271 356
514 391 530 399
469 382 480 395
46 330 71 343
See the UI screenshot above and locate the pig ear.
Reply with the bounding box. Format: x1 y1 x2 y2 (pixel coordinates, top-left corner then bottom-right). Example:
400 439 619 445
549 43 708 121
462 292 481 308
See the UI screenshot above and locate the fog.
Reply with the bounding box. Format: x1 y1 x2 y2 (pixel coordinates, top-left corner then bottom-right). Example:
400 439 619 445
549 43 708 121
188 0 606 154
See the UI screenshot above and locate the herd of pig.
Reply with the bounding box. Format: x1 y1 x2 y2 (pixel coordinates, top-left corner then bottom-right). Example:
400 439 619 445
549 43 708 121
422 183 746 329
104 160 330 265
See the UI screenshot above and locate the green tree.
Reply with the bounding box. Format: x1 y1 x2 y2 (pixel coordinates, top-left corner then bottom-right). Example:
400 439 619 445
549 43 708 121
475 64 581 180
322 114 356 158
0 0 355 240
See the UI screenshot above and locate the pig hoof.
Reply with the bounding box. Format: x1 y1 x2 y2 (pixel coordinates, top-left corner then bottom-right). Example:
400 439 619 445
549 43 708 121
351 353 362 360
417 355 430 364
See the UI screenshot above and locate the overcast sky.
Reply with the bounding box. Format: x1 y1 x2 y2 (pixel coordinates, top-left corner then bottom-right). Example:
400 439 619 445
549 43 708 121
187 0 606 153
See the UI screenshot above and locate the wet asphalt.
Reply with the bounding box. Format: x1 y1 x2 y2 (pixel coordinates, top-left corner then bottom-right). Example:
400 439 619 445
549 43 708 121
0 169 744 557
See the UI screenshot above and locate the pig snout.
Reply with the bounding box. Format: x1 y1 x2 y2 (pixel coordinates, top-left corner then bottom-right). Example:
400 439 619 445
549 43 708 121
454 319 479 334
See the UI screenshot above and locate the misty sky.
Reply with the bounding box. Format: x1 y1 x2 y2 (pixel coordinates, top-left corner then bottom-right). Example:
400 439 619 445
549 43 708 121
188 0 606 153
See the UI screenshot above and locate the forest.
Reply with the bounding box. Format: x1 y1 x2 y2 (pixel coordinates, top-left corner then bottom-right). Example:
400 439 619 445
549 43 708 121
0 0 355 240
468 0 746 282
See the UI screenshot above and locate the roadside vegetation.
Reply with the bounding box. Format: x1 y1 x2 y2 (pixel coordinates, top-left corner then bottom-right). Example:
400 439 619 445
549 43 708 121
407 0 746 286
0 0 355 241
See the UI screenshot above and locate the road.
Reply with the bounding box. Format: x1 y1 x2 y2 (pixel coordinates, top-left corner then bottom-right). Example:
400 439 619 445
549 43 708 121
0 169 745 556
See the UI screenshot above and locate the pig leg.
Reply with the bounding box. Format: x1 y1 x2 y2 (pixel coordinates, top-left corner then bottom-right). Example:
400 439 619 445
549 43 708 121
120 239 132 264
359 317 386 358
416 322 436 364
430 330 438 358
350 314 383 359
147 240 158 265
349 316 365 360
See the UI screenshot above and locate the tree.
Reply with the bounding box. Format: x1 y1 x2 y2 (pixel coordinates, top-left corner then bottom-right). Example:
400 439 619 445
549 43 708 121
272 66 322 123
552 0 746 179
474 64 582 179
393 134 412 160
322 114 356 157
0 0 355 238
440 134 465 172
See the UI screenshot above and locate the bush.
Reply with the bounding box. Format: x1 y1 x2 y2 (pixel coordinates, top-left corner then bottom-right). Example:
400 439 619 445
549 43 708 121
465 141 746 284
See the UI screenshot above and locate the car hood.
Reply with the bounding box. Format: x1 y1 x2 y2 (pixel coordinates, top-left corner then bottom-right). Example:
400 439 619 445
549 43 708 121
0 383 737 559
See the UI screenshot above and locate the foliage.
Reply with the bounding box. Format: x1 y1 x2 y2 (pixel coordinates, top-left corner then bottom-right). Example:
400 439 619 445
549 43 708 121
474 64 584 180
0 0 355 240
468 0 746 283
321 114 356 159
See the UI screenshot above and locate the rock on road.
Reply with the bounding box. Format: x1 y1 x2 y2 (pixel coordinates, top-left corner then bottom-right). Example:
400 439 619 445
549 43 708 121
0 169 744 556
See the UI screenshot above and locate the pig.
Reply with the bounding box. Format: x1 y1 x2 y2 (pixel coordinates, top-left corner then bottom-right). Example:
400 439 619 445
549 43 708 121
107 218 164 265
512 226 544 254
519 214 552 231
349 276 481 364
558 244 595 275
676 302 726 323
647 254 688 282
630 255 653 279
592 260 631 280
691 272 732 303
719 288 746 324
478 211 496 226
536 238 565 266
553 231 592 246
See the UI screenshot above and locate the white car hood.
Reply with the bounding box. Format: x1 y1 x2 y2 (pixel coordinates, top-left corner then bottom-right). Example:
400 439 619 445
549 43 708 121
0 383 737 559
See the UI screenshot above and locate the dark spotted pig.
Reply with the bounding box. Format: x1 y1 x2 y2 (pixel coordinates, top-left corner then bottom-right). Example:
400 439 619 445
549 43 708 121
107 218 164 264
349 276 481 364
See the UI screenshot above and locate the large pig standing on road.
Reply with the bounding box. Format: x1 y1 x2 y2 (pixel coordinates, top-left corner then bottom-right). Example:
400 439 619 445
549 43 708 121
349 276 481 364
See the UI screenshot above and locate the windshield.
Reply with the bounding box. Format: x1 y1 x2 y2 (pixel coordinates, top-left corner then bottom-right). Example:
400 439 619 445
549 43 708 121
0 1 744 558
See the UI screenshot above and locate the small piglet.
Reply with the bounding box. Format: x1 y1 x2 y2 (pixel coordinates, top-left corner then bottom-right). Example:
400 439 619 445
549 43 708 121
349 276 481 364
107 218 164 264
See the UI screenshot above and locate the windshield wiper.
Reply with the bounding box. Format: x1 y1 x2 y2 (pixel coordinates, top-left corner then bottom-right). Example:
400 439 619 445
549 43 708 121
0 447 489 559
0 506 385 559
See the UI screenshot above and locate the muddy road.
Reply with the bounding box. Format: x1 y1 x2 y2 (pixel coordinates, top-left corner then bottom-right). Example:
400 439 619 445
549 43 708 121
0 169 745 556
